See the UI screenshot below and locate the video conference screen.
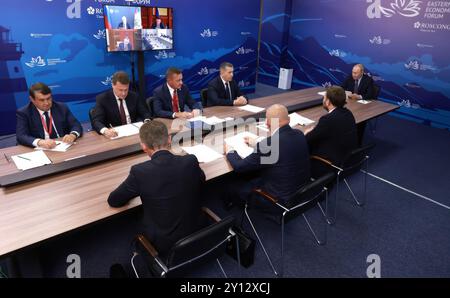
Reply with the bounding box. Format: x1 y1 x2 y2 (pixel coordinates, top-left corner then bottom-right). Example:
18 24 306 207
103 5 174 52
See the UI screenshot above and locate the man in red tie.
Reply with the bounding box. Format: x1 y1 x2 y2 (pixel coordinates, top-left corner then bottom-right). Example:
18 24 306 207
91 71 152 138
152 67 202 119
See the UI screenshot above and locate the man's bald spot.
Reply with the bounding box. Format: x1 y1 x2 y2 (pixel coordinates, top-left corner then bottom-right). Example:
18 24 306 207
266 104 289 123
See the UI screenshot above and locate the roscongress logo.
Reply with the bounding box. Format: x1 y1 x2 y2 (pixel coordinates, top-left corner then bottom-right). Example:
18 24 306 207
30 33 53 39
413 21 450 32
25 56 46 68
87 7 95 15
367 0 422 19
200 29 219 38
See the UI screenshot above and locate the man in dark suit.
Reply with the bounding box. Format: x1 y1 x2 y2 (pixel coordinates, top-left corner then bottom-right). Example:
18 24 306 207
151 17 167 29
305 86 358 178
341 64 375 145
16 82 82 149
225 104 310 207
341 64 375 101
108 120 205 254
152 67 202 119
117 16 131 29
92 71 151 138
207 62 248 107
117 36 132 51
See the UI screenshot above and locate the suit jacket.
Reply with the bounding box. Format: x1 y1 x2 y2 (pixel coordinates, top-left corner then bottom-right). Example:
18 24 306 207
16 101 83 147
118 42 132 51
341 74 376 100
152 83 202 118
152 23 167 29
108 150 206 254
207 76 247 107
91 90 151 133
117 22 131 29
306 107 358 167
227 125 310 204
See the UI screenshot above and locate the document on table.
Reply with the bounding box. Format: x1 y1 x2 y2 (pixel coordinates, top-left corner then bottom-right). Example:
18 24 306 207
187 116 234 125
318 91 326 97
238 104 265 113
110 122 143 139
11 150 52 171
319 91 352 98
225 132 265 159
181 144 223 163
35 141 72 152
289 112 315 127
357 100 371 104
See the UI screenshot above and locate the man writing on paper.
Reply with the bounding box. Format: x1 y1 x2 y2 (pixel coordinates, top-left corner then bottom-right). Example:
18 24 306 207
207 62 247 107
91 71 151 138
16 82 83 149
304 86 358 178
153 67 202 119
225 104 310 209
108 121 205 254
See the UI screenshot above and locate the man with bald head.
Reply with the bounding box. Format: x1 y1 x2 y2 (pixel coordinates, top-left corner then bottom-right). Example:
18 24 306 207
225 104 310 206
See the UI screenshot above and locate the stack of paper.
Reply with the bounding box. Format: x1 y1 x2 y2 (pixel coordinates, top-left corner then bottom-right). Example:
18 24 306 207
111 122 143 140
11 150 52 171
181 144 223 163
35 141 72 152
238 105 265 113
289 113 315 127
225 132 265 159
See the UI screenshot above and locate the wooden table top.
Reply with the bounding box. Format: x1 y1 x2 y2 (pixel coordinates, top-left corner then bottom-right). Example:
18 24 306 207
0 89 398 257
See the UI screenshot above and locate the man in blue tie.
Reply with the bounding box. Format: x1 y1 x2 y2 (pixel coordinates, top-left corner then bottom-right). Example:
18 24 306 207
16 82 83 149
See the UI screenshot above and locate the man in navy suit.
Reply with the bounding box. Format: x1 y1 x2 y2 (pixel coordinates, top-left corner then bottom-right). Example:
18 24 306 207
225 104 310 207
152 67 202 119
108 120 205 254
16 82 83 149
305 86 358 178
91 71 151 138
341 64 375 101
151 17 167 29
207 62 248 107
117 36 133 51
117 16 131 30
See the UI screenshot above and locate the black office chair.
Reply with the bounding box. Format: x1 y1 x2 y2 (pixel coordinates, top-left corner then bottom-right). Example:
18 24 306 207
200 88 208 108
311 143 375 224
131 207 239 278
145 96 156 118
88 107 95 132
372 84 381 100
244 172 336 277
369 84 381 134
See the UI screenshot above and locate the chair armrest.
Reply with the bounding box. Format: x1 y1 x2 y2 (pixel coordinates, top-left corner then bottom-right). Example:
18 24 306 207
136 234 159 258
311 155 342 171
202 207 221 223
253 188 278 204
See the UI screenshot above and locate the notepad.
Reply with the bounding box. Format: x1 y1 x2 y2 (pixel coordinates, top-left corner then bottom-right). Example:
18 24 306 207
181 144 223 163
11 150 52 171
225 132 265 159
35 141 72 152
110 122 143 139
238 104 265 113
289 112 315 127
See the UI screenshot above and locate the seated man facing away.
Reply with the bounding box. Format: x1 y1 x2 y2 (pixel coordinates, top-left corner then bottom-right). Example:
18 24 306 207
305 85 358 178
207 62 248 107
16 82 82 149
152 67 202 119
92 71 151 138
225 104 310 208
108 120 206 254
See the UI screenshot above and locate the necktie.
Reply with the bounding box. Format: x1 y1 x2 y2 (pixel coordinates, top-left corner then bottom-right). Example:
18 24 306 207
172 90 180 113
354 80 359 94
43 111 57 139
225 82 232 101
119 99 127 125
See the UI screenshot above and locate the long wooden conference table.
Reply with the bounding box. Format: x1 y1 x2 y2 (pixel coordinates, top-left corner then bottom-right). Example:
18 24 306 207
0 86 398 259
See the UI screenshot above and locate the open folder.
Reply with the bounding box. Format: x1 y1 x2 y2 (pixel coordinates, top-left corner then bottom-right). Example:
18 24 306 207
11 150 52 171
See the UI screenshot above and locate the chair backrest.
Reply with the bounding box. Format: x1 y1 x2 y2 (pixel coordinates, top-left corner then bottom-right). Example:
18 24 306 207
146 96 156 117
89 107 95 126
166 215 235 271
287 172 336 210
200 88 208 108
340 143 375 178
373 84 381 100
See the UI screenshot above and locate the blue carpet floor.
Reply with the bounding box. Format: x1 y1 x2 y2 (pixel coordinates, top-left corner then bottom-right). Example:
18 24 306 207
1 84 449 278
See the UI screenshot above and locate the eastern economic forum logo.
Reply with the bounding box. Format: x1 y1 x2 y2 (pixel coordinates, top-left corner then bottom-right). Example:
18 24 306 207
366 0 421 18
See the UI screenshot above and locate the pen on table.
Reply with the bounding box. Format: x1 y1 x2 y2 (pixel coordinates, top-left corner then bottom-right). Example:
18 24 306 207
4 153 11 163
17 155 31 161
